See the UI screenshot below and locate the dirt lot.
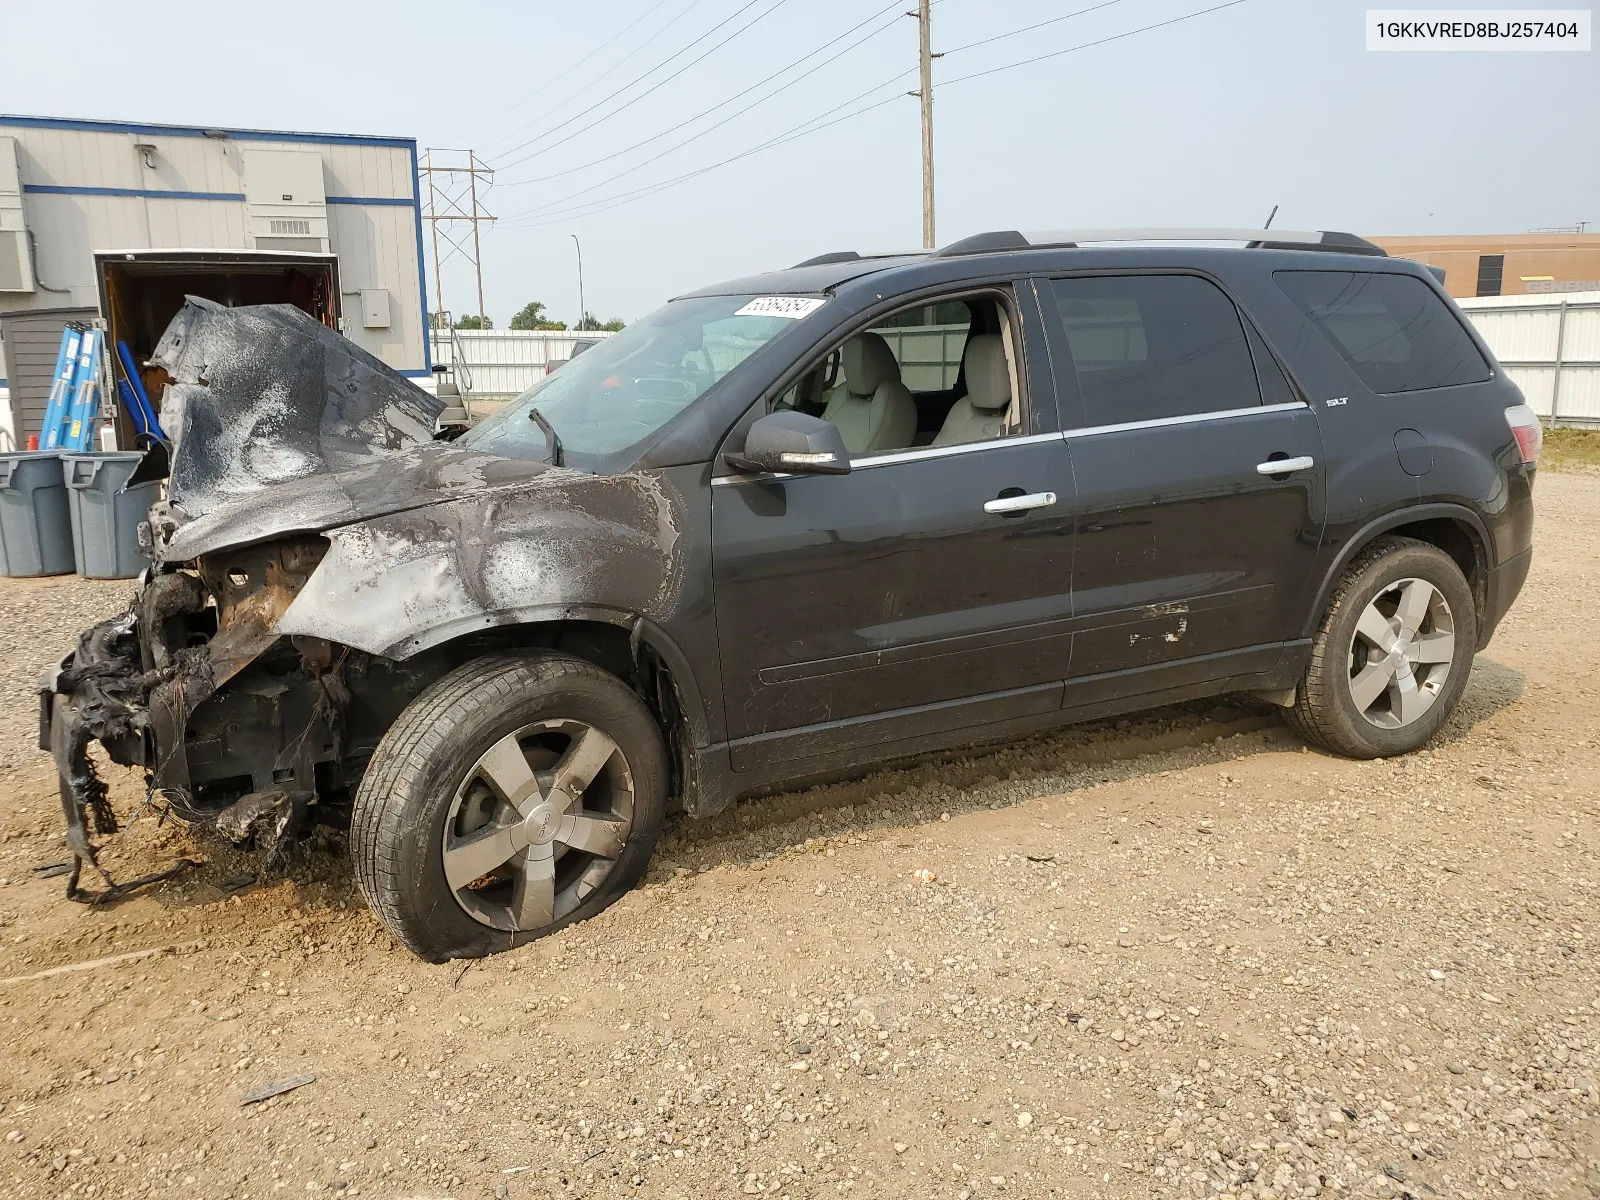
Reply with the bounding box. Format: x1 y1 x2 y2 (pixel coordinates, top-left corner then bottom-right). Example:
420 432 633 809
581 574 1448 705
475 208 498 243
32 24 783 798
0 471 1597 1200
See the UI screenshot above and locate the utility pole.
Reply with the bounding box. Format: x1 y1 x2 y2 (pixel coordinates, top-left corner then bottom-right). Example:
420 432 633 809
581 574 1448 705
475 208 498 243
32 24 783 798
420 149 496 329
917 0 935 249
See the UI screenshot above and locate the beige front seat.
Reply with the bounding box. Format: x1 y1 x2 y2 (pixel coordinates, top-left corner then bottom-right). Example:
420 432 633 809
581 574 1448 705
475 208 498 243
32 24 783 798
821 332 917 455
933 334 1012 446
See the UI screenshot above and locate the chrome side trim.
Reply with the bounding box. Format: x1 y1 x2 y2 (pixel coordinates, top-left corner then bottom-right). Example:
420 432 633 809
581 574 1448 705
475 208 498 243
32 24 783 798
711 470 797 487
1063 400 1307 440
711 402 1308 485
851 431 1061 469
711 430 1063 486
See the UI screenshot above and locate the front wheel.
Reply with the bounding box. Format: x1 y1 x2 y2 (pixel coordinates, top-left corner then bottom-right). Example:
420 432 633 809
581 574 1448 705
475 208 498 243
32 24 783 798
1287 536 1476 759
350 653 668 961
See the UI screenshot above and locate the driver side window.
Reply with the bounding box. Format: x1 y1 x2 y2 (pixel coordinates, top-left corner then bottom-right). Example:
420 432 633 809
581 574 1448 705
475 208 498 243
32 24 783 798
774 292 1023 458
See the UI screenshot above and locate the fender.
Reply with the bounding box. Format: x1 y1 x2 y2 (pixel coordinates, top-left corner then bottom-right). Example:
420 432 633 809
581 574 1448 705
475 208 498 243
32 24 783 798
274 469 685 652
368 602 712 753
1303 502 1492 640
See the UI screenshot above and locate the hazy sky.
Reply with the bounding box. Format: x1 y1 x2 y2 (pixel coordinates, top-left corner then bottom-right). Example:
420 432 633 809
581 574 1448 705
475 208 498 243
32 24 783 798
2 0 1594 323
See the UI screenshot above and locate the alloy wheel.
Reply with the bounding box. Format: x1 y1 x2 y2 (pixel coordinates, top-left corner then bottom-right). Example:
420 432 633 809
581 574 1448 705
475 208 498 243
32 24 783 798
1346 577 1456 730
440 719 634 933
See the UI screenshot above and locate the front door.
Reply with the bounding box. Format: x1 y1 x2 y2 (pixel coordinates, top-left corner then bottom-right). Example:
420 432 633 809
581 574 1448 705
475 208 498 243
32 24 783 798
711 287 1074 770
1039 271 1327 703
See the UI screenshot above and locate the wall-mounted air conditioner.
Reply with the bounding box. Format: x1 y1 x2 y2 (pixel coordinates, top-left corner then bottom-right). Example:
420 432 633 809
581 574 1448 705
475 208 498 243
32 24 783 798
243 149 330 254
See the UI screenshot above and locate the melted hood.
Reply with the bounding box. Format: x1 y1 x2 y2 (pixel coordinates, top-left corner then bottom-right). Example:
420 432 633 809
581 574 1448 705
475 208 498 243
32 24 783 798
149 296 444 521
157 443 569 561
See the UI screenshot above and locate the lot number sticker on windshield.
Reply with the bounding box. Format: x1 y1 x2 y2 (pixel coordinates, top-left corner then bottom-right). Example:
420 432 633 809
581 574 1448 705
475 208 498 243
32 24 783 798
734 296 827 320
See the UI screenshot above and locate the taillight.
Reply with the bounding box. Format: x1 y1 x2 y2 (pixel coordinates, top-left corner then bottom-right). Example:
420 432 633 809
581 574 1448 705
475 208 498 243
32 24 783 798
1504 404 1542 465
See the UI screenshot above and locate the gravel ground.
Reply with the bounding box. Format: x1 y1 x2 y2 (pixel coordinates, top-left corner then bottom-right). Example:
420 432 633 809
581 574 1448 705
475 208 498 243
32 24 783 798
0 573 133 770
0 471 1596 1200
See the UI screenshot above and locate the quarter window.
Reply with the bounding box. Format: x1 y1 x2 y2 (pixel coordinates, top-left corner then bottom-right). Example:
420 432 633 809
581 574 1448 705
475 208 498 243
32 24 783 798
1275 270 1492 394
1049 275 1262 426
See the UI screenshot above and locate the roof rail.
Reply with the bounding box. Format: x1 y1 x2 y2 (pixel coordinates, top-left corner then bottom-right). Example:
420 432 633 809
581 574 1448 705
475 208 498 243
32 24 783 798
931 228 1388 258
790 250 864 268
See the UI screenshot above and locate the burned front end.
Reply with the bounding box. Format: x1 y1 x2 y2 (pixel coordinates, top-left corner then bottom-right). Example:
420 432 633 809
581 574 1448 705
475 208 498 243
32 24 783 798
39 297 447 899
41 298 684 902
45 540 343 897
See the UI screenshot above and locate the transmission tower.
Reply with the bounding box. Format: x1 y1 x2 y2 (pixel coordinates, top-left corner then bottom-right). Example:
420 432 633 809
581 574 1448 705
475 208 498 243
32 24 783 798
420 149 496 329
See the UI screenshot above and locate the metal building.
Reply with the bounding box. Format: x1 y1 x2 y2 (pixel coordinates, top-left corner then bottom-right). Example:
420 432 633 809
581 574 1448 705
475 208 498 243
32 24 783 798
0 114 430 450
1371 232 1600 300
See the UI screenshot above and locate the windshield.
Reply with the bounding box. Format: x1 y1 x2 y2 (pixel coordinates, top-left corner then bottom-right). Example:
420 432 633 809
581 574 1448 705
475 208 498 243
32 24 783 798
463 294 815 464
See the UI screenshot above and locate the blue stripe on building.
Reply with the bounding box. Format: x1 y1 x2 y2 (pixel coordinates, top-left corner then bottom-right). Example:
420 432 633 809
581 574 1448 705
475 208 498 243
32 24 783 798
23 183 414 206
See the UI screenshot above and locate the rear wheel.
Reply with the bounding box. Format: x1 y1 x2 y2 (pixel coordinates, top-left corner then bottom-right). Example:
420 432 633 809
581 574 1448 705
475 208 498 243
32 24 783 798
350 653 668 961
1287 536 1476 759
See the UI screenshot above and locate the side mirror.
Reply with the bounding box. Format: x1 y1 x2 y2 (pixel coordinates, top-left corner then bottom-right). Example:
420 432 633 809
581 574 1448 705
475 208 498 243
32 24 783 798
724 409 851 476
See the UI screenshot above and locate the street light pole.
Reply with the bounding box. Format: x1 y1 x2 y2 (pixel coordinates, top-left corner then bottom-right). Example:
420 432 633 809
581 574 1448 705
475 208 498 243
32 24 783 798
572 234 586 332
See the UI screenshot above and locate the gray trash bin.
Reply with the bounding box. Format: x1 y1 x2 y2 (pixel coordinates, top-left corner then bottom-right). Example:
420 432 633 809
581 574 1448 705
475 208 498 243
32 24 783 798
0 451 75 577
62 452 159 579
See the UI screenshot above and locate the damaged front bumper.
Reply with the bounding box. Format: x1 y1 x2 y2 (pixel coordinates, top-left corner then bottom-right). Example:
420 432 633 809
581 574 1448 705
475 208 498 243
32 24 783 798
37 541 349 901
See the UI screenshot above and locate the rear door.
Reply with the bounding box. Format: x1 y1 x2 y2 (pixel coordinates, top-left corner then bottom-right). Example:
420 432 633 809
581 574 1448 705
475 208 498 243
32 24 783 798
1039 271 1327 703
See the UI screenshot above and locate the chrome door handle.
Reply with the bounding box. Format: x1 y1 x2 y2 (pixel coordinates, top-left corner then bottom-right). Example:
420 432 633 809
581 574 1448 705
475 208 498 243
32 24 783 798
984 491 1057 514
1256 455 1315 476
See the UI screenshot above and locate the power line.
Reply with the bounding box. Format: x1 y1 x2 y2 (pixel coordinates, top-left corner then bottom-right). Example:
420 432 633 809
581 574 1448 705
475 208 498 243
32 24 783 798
939 0 1130 58
499 1 1250 231
502 90 908 230
449 0 687 146
497 72 912 226
493 0 906 190
500 62 931 228
938 0 1247 87
491 0 787 173
493 17 909 219
493 0 956 218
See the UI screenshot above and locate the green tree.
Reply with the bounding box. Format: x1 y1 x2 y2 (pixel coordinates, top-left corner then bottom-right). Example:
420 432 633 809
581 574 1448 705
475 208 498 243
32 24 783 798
575 313 626 332
454 314 493 330
510 301 568 331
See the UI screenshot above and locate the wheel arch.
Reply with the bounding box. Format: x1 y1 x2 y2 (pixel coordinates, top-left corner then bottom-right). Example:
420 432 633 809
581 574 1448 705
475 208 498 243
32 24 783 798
379 607 708 813
1308 505 1493 645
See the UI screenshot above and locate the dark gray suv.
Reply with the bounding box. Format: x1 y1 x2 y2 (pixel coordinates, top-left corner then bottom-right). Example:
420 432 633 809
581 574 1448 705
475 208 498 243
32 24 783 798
44 228 1539 959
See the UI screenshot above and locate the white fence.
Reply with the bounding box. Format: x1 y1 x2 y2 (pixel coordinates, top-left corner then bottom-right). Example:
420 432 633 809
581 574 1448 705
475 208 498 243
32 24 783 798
420 300 1600 425
1458 291 1600 426
425 324 971 399
428 329 614 398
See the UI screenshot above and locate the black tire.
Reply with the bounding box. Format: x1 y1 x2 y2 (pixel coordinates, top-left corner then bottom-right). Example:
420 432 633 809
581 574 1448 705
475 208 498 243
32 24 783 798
1287 536 1476 759
350 652 668 961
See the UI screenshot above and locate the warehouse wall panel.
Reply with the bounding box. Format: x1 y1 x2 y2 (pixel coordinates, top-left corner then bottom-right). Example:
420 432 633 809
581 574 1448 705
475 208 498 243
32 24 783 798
0 116 427 374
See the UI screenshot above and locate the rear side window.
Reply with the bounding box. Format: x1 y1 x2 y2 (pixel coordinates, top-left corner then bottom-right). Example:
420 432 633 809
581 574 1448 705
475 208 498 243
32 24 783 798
1049 274 1261 425
1274 270 1491 394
